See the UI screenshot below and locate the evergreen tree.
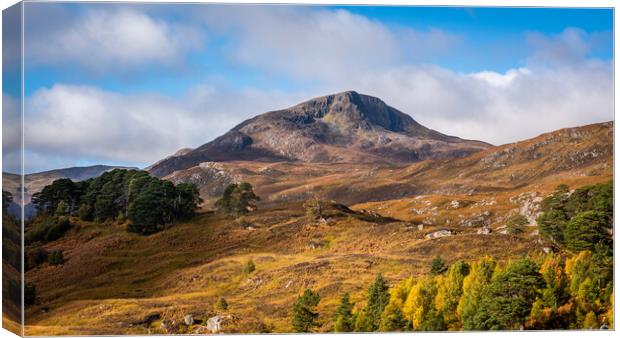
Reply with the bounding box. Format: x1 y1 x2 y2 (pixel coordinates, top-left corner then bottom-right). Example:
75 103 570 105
430 257 448 276
292 289 320 332
474 259 545 330
365 273 390 331
379 302 406 331
565 211 610 252
333 293 354 332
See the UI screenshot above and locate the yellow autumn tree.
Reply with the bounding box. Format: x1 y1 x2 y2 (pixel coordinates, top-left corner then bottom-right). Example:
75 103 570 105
456 256 496 330
435 260 470 329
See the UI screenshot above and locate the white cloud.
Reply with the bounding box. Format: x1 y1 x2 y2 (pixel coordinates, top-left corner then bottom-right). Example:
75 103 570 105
23 84 311 173
20 7 613 172
26 9 203 71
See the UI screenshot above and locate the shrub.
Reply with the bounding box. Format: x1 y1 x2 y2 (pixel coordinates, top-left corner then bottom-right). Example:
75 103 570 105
78 204 94 221
48 250 65 266
244 259 256 274
216 297 228 310
215 183 260 216
506 214 528 234
303 197 324 221
26 246 48 271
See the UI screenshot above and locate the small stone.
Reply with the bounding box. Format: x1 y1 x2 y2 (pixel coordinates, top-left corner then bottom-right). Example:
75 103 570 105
184 314 194 326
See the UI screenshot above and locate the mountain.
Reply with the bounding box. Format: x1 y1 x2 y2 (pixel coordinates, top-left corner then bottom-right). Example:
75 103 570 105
164 122 613 207
148 91 491 177
2 165 137 212
22 122 613 335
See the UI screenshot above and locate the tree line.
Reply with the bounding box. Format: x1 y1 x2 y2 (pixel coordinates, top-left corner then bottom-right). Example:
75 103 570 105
292 181 613 331
31 169 202 235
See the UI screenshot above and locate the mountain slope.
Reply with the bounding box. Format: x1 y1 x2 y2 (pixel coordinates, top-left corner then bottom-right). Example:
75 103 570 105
163 122 612 207
148 91 490 177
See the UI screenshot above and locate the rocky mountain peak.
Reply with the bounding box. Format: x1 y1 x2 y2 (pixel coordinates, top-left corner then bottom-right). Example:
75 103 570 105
148 91 491 177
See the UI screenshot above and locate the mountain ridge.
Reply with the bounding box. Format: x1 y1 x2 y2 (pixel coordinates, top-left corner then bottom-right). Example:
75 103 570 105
147 91 491 177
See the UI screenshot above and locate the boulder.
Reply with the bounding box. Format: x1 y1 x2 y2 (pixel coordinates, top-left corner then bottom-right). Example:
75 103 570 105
184 314 194 326
425 230 453 239
477 227 491 235
206 316 222 333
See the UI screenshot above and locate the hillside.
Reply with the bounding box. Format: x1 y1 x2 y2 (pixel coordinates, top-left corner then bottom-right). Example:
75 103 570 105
164 122 612 207
148 91 490 177
21 121 613 334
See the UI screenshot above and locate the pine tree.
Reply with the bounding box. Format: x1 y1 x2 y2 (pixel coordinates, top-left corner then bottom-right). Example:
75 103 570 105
292 289 320 332
430 257 448 275
379 302 406 331
333 293 354 332
365 273 390 331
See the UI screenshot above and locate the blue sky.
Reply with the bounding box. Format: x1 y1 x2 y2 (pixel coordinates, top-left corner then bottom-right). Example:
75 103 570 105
9 3 614 173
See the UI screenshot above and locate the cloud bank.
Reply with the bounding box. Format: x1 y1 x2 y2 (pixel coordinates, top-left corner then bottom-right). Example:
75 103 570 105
21 6 613 173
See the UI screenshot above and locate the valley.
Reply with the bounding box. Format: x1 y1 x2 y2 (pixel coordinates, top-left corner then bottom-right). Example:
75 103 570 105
4 92 613 334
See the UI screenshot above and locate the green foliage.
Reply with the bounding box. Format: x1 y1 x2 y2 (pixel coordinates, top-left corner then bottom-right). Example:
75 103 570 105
565 211 610 252
215 183 260 216
33 169 201 235
78 203 94 221
244 259 256 274
333 293 354 332
174 183 203 219
505 214 528 234
216 297 228 311
26 217 72 244
473 259 545 330
430 256 448 276
538 181 612 253
25 246 48 271
55 200 69 216
365 273 390 331
48 250 65 266
458 257 496 330
292 289 320 332
32 178 84 215
379 302 406 331
435 260 470 328
353 309 373 332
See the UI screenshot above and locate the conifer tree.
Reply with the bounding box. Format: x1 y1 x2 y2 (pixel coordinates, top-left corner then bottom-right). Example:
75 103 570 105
292 289 320 332
333 293 354 332
365 273 390 331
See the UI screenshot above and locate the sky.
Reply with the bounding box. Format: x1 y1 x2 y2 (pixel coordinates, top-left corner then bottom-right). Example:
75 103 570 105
4 3 614 173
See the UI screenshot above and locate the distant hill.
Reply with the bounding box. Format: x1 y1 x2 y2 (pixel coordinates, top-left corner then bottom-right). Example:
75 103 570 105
148 91 490 177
